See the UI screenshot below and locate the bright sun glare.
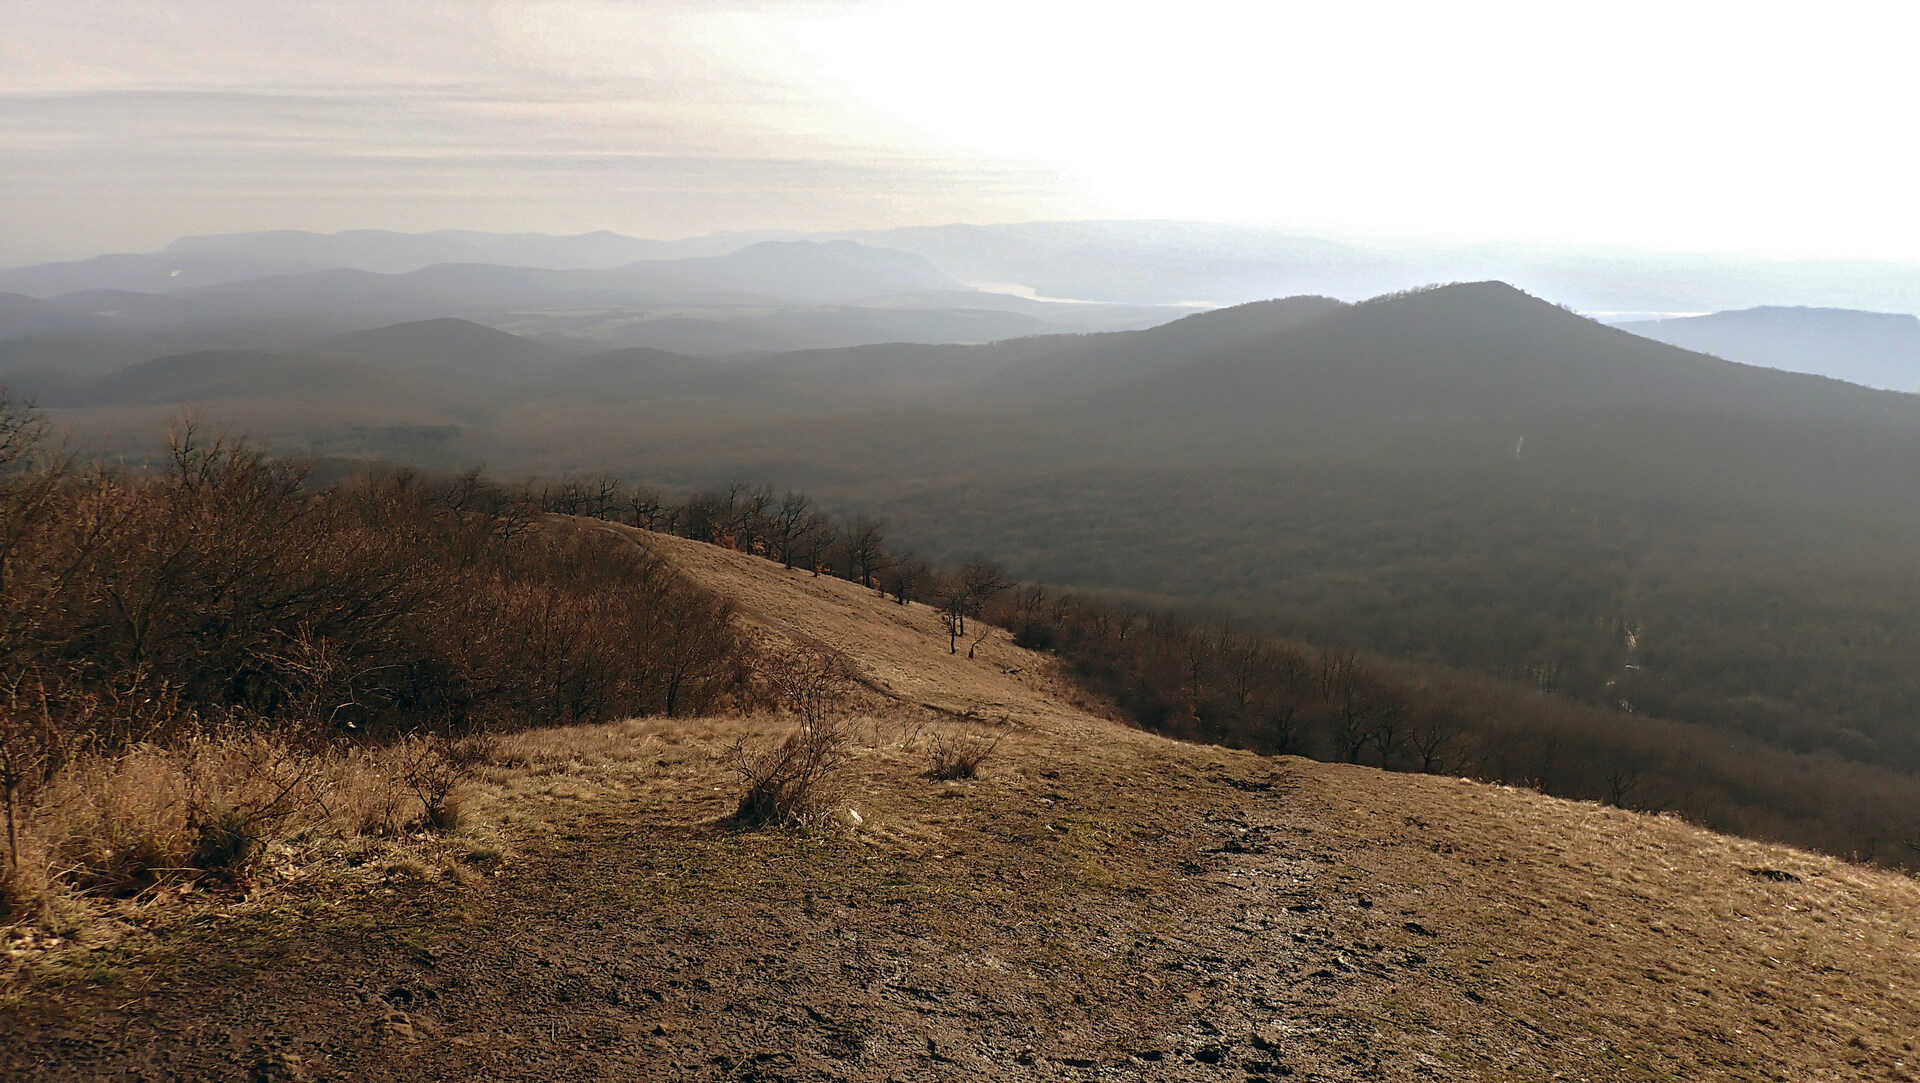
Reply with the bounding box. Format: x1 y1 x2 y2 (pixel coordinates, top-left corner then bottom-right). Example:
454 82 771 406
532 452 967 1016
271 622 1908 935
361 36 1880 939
742 0 1920 256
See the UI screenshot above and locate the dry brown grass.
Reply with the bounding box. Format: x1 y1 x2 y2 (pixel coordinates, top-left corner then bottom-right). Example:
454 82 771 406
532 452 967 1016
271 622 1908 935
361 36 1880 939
1266 763 1920 1078
923 726 1003 780
631 528 1920 1079
10 525 1919 1079
1 733 487 956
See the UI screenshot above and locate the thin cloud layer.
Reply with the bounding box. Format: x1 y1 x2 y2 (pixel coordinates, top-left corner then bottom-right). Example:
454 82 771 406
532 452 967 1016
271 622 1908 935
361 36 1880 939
4 1 1918 263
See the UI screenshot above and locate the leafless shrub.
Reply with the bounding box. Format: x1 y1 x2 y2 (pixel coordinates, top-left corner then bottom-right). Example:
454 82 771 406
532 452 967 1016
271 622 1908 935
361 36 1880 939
182 731 326 876
727 642 859 827
26 733 326 897
395 734 468 833
1 674 63 885
924 728 1002 780
759 639 857 729
727 716 852 828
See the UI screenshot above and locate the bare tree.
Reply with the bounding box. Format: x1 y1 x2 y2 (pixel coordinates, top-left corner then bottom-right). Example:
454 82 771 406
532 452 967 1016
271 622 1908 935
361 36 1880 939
1264 700 1300 756
1604 760 1643 808
627 486 666 530
544 477 586 515
800 513 835 577
732 484 774 555
589 475 623 520
1178 627 1211 724
1320 650 1381 764
1217 624 1268 717
0 387 46 473
1409 711 1456 774
881 553 929 606
844 516 888 589
936 558 1012 655
768 491 813 569
0 392 66 603
1008 583 1050 644
1369 700 1407 768
0 674 59 877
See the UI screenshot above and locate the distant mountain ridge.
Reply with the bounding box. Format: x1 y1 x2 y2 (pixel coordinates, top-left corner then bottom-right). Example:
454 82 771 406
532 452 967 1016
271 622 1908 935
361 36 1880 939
18 221 1920 314
0 239 1183 363
178 240 961 310
1615 305 1920 392
0 229 733 296
309 318 577 384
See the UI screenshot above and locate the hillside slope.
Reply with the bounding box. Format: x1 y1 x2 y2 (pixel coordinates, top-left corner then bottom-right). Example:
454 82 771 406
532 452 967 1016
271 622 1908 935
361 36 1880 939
6 526 1915 1081
470 285 1920 775
1617 305 1920 392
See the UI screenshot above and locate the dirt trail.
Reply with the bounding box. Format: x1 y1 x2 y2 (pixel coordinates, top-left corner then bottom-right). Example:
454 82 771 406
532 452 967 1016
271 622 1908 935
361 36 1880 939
5 531 1916 1080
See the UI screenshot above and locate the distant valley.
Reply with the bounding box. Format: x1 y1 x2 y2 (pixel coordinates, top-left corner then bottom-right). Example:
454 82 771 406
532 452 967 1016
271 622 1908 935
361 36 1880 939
11 250 1920 795
10 229 1920 795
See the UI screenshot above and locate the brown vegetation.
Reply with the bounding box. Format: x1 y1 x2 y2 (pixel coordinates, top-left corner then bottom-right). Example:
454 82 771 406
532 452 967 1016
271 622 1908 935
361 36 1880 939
0 402 749 924
510 466 1920 870
728 639 858 827
923 727 1002 780
1003 585 1920 867
4 517 1917 1080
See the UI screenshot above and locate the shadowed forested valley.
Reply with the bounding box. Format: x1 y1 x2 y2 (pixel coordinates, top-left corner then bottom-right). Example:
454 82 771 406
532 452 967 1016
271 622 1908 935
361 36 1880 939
12 268 1920 865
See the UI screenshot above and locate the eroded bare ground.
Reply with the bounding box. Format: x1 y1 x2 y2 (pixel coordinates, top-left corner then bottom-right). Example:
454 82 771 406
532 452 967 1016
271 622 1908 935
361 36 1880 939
5 533 1918 1081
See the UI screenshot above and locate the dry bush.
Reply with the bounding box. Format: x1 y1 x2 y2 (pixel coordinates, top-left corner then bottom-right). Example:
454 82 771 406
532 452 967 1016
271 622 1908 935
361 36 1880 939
180 732 331 876
391 733 489 833
24 734 323 897
727 716 852 828
757 637 858 728
2 422 750 750
924 728 1003 780
729 641 860 828
0 411 764 920
0 728 491 924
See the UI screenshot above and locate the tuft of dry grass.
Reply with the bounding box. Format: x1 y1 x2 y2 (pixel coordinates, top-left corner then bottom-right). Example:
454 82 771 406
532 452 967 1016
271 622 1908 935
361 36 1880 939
923 727 1002 780
1 733 481 935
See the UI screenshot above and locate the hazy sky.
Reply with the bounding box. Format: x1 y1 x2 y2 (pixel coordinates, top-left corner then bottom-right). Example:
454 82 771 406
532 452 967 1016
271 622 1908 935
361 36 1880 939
5 0 1918 265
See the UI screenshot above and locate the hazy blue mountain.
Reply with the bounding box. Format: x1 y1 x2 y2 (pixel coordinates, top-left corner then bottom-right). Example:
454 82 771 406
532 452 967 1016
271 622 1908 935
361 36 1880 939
573 306 1061 355
309 318 572 385
0 293 41 323
0 242 1003 358
0 229 735 296
709 294 1350 398
530 346 745 402
186 240 959 314
85 350 429 408
825 222 1920 315
0 290 188 339
0 335 189 405
17 221 1920 317
1615 306 1920 392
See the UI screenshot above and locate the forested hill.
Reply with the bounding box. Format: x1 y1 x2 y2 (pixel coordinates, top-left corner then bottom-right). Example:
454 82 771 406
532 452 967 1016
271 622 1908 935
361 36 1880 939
493 282 1920 776
29 281 1920 784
